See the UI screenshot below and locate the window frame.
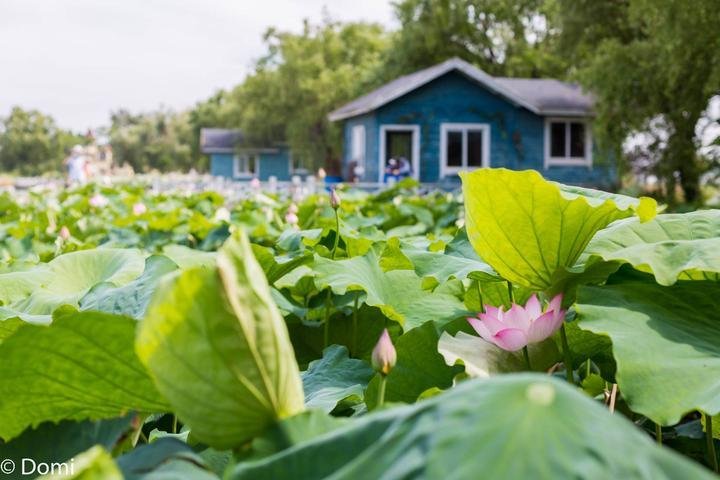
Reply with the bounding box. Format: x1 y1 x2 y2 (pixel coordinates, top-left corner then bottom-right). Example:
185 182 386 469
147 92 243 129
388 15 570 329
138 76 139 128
232 153 258 178
350 125 366 170
544 118 593 168
439 123 491 178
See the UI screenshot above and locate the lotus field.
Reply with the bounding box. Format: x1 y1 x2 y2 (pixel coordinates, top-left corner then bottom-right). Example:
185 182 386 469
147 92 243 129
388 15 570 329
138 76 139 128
0 168 719 479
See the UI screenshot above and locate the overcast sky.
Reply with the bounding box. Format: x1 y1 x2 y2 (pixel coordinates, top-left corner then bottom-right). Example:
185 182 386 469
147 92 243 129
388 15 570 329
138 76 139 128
0 0 395 131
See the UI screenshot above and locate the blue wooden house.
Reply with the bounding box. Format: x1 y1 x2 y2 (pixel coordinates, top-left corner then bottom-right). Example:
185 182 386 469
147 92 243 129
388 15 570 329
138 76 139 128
200 128 293 181
329 58 612 186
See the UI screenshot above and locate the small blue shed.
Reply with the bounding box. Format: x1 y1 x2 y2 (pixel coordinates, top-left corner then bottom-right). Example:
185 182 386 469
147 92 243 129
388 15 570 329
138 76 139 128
329 58 613 187
200 128 293 181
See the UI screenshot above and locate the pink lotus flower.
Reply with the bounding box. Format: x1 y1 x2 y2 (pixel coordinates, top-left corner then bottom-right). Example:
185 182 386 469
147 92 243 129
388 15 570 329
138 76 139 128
371 329 397 375
59 226 71 240
89 194 108 208
468 294 565 352
132 202 147 215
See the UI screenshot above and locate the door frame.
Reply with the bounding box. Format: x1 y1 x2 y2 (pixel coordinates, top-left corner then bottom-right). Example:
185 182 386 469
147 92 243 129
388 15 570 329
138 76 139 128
378 124 421 182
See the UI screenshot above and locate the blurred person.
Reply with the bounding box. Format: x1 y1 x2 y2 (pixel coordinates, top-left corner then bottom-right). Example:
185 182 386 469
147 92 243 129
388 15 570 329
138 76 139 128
64 145 87 185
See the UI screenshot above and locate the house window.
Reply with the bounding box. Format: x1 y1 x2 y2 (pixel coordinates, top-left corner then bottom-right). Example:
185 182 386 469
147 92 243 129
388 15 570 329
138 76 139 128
545 119 592 167
440 123 490 177
233 154 257 178
351 125 366 168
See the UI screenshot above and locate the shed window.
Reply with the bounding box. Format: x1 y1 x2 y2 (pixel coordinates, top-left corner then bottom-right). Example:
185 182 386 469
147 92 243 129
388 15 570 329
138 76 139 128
545 119 592 167
233 154 257 177
351 125 366 168
441 123 490 177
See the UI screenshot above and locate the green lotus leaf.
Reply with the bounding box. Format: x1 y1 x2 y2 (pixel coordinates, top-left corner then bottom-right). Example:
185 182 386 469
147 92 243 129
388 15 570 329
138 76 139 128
79 255 178 319
461 168 656 291
0 248 145 315
301 345 374 412
576 281 720 425
0 307 168 441
581 210 720 285
136 230 305 450
227 374 711 479
313 250 470 331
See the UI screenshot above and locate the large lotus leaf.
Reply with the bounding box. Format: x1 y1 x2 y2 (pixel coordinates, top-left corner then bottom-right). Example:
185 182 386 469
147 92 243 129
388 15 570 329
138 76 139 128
581 210 720 285
576 281 720 425
365 322 463 406
438 331 560 377
161 244 216 269
403 248 498 283
301 345 374 413
228 374 711 480
5 248 145 315
461 169 656 291
79 255 178 319
117 438 218 480
0 416 132 478
251 244 313 284
136 231 305 450
313 250 470 330
0 307 168 441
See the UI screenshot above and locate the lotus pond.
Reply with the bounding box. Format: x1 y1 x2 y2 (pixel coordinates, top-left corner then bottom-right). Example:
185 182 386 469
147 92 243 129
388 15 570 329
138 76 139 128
0 169 718 479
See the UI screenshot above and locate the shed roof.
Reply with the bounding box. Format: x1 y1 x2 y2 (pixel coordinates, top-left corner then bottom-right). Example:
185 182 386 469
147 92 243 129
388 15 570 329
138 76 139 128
200 128 244 153
328 58 593 121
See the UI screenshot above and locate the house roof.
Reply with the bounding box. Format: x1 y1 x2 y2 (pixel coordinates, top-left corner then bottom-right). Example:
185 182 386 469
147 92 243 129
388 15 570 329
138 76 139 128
328 58 594 121
200 128 244 153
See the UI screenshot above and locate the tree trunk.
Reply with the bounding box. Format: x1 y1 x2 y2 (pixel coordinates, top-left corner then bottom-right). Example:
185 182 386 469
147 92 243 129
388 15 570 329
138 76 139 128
666 112 702 206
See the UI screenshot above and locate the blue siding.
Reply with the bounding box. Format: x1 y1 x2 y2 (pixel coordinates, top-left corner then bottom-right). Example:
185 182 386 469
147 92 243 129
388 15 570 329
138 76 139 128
341 71 614 187
210 148 292 181
210 153 234 178
259 147 291 181
342 113 378 182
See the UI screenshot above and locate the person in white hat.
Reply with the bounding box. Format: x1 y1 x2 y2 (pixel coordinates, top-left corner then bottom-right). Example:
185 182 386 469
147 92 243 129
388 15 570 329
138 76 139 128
64 145 87 185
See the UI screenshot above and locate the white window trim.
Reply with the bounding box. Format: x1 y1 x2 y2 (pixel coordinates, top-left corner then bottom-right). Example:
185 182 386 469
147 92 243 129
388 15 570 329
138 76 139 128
233 154 258 178
544 118 593 169
439 123 491 178
351 125 366 170
378 124 421 182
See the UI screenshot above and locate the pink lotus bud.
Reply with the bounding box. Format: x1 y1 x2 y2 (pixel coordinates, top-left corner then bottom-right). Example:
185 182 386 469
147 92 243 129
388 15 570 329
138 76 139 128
371 329 397 376
132 202 147 215
330 188 341 209
250 178 261 189
467 293 566 352
89 194 108 208
59 226 71 240
285 212 298 225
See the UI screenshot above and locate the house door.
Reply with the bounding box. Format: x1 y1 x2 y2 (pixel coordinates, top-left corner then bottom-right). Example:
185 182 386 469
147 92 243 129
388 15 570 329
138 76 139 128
379 125 420 182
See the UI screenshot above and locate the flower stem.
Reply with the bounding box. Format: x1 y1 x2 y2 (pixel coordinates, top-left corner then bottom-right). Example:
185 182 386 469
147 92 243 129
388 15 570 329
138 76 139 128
506 281 514 304
559 323 574 383
522 346 532 371
655 422 662 445
323 290 332 348
172 415 178 434
352 293 359 356
706 412 718 473
331 209 340 259
377 375 387 409
476 281 485 312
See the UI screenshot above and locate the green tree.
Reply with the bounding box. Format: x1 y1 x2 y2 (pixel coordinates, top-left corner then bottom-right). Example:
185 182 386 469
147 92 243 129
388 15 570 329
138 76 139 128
0 107 83 176
227 19 389 172
554 0 720 205
383 0 566 79
109 108 195 173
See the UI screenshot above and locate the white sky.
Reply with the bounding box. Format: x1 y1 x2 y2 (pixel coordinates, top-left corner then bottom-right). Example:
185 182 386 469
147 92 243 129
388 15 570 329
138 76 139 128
0 0 395 132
